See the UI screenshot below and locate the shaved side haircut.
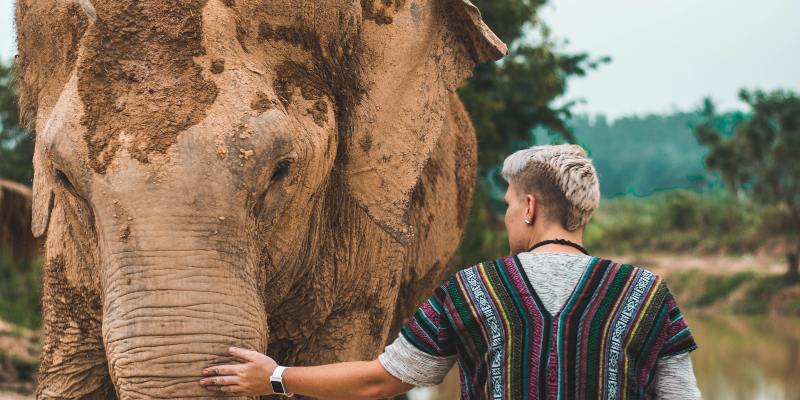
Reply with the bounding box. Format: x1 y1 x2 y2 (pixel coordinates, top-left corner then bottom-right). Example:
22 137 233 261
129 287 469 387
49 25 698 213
502 144 600 231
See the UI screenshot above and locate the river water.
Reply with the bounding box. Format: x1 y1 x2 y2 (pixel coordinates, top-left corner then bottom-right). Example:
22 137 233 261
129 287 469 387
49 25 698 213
408 313 800 400
686 313 800 400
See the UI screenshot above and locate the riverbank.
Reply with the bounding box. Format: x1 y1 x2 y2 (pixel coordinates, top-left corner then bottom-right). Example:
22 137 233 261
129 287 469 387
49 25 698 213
600 253 800 316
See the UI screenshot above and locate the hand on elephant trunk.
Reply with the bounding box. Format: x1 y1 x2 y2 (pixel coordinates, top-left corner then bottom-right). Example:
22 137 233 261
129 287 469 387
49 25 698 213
200 347 415 399
200 347 277 395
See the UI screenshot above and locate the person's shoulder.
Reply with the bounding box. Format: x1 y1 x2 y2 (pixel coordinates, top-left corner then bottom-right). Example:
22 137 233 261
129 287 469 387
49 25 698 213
591 257 667 284
450 257 517 281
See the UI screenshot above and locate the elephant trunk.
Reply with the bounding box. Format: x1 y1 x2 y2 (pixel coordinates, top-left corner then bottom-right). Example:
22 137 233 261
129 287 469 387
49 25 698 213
101 246 266 400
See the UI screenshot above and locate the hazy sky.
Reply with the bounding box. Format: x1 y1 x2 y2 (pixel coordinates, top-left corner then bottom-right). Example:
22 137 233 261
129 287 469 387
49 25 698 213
539 0 800 119
1 0 798 120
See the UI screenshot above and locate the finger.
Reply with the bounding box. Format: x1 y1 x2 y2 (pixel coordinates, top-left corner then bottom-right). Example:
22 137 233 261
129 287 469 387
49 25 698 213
219 384 243 393
202 365 239 376
200 376 238 386
229 347 261 362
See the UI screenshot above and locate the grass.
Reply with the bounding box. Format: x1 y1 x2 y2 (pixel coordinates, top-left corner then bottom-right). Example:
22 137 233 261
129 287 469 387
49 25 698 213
582 188 791 256
734 274 800 314
667 269 800 314
786 300 800 316
693 271 756 306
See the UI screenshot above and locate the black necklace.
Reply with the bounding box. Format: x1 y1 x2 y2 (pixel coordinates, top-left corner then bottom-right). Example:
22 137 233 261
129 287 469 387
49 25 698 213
528 239 589 255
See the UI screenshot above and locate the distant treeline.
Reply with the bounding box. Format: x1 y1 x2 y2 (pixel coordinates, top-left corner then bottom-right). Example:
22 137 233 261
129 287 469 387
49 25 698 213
533 111 748 198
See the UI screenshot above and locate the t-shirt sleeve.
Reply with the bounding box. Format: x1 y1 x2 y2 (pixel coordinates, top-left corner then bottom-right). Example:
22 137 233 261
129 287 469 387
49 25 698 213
398 282 458 358
378 282 459 386
379 333 456 387
658 287 698 357
654 353 702 400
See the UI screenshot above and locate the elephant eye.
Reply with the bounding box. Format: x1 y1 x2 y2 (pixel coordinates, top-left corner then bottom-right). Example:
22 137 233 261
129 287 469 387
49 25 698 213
271 159 291 182
55 169 76 191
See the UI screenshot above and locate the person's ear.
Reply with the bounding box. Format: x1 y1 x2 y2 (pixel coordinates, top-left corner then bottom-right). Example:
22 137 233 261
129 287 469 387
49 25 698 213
525 194 536 225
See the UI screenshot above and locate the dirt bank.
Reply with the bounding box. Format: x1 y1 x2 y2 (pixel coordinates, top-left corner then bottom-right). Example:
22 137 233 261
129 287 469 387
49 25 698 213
599 252 789 277
601 253 800 317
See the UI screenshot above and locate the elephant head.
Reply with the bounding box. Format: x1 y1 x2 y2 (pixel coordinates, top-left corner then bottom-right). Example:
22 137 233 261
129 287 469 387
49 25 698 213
16 0 505 398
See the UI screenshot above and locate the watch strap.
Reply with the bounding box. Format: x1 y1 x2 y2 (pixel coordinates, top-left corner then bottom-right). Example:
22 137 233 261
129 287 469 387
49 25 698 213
270 366 293 397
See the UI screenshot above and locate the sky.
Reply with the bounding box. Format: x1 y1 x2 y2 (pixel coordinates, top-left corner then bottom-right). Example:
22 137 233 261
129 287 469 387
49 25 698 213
1 0 799 121
538 0 800 120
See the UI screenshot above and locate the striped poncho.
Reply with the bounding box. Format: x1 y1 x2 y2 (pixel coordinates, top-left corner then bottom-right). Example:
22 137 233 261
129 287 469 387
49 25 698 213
399 256 697 400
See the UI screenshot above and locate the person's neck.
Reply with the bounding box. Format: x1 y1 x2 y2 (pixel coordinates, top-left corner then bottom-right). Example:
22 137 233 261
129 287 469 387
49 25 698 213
526 223 584 254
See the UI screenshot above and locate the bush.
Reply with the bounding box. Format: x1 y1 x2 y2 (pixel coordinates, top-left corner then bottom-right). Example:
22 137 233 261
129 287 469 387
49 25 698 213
583 188 775 255
734 274 799 315
0 246 43 330
693 271 755 306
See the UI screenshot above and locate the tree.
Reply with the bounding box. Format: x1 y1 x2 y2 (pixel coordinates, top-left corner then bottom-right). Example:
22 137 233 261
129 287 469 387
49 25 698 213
452 0 608 266
459 2 609 170
695 90 800 277
0 59 35 185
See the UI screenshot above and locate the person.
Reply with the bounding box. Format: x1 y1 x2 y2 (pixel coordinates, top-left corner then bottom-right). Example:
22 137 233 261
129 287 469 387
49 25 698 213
199 144 702 399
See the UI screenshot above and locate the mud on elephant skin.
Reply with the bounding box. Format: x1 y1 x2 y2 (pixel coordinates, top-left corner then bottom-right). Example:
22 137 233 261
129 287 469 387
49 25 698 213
15 0 506 398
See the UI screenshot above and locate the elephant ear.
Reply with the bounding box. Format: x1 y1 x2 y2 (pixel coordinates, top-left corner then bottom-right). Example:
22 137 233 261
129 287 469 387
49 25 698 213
446 0 508 64
31 139 55 238
342 0 507 244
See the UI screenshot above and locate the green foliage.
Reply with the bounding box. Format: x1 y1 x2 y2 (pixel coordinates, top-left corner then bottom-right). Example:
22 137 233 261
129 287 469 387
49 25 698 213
452 180 510 269
584 189 769 255
461 0 609 171
532 111 753 197
786 300 800 316
563 114 715 197
0 59 35 185
693 271 756 306
696 91 800 209
668 269 756 307
695 90 800 276
666 269 800 315
454 185 795 271
734 274 800 314
0 246 43 330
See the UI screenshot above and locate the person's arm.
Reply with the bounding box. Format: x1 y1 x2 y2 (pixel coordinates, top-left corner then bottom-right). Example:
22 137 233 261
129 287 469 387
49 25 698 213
198 347 415 399
653 353 701 400
652 284 701 399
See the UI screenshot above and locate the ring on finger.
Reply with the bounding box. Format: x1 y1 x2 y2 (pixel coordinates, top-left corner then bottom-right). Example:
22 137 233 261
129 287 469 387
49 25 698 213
213 368 219 375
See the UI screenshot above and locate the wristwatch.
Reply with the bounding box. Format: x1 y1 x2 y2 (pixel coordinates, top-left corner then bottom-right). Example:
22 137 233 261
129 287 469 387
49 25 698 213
270 366 293 397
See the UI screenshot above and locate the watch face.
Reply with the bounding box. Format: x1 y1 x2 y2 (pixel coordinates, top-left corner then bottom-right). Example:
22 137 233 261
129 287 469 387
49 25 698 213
271 380 284 394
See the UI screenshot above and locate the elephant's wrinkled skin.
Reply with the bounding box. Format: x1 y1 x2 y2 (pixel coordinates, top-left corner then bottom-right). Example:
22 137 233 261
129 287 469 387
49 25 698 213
15 0 505 398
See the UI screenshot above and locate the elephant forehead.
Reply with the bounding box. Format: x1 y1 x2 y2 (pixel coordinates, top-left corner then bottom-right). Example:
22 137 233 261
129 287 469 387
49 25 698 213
76 0 219 174
70 0 361 174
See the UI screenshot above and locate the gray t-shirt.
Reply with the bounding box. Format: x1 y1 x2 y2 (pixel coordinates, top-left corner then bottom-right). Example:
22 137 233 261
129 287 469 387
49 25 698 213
379 252 701 399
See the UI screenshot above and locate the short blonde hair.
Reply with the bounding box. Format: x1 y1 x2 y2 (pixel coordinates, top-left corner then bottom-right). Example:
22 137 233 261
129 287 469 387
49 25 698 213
502 144 600 231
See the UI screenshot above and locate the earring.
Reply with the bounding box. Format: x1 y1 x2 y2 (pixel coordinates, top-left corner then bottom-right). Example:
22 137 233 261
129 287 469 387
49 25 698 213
524 220 530 224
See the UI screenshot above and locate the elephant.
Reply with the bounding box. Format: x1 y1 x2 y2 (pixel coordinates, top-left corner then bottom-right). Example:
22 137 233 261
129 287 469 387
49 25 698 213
14 0 506 397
